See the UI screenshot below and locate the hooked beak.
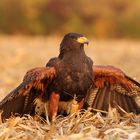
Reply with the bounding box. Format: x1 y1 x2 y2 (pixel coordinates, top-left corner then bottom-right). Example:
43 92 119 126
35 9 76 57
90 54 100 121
77 37 89 45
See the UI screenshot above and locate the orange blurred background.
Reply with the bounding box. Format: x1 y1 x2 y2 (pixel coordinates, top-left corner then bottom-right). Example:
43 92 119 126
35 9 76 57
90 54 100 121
0 0 139 38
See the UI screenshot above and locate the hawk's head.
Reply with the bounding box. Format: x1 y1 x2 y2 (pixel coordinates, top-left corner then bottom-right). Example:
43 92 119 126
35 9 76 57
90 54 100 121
60 33 89 54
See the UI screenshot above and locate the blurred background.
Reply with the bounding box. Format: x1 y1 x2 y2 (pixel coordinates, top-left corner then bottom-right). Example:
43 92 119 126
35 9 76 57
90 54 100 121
0 0 140 38
0 0 140 98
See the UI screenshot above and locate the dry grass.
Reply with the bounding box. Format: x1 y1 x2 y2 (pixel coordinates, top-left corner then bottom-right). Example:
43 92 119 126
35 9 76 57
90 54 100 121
0 109 140 140
0 36 140 139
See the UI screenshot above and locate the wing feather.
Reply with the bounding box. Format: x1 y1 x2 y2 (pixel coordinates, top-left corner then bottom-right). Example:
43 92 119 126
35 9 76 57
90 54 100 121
0 67 56 121
86 65 140 114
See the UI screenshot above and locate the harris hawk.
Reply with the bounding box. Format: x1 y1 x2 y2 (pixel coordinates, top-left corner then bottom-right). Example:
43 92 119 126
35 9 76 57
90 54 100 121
0 33 140 122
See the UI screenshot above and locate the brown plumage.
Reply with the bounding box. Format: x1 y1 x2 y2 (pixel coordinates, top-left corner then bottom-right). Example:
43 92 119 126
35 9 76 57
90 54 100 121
0 33 92 121
0 67 56 120
85 65 140 114
0 33 140 122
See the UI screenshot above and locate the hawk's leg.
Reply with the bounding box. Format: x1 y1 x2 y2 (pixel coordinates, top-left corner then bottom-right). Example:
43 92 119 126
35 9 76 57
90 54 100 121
70 98 85 115
48 92 60 121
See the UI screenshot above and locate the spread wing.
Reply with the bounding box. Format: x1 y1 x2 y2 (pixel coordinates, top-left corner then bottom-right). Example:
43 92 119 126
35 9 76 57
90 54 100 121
85 65 140 114
0 67 56 121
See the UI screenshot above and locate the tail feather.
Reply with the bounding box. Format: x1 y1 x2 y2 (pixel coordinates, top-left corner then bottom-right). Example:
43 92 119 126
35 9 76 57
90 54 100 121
119 94 130 112
0 66 56 121
92 86 110 111
87 65 140 115
0 86 38 121
0 95 26 120
89 87 140 114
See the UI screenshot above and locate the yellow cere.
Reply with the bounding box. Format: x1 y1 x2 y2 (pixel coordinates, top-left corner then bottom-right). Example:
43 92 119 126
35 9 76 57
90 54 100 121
77 37 88 43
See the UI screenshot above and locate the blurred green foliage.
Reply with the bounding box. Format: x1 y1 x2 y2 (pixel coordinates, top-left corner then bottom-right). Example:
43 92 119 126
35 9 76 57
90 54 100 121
0 0 139 38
